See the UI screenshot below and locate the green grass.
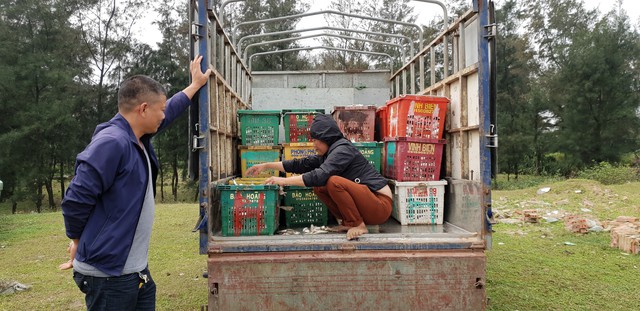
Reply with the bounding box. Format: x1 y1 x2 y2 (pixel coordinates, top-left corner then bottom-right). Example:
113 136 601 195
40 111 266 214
0 203 207 310
487 179 640 310
1 179 639 310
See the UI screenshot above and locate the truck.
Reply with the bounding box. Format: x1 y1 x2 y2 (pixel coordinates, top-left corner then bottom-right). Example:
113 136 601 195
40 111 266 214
189 0 497 309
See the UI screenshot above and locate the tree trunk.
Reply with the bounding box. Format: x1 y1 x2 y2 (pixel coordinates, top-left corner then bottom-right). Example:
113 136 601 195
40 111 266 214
46 178 55 211
60 160 65 200
12 201 17 214
35 182 43 213
172 154 179 201
159 162 165 202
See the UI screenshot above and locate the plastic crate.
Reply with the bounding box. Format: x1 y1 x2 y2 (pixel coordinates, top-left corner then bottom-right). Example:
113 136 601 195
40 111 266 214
217 184 280 236
239 145 282 178
389 180 447 225
332 105 376 142
281 143 317 177
282 186 328 228
383 137 445 181
237 110 281 146
228 178 268 185
375 106 388 141
353 142 383 172
385 95 448 139
282 109 324 143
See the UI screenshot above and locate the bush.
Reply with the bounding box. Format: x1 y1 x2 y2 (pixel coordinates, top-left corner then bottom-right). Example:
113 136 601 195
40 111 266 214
576 162 639 185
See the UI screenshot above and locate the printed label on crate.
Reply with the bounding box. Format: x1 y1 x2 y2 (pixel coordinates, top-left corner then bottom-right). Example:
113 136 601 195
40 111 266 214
245 116 275 124
413 101 438 114
407 142 437 154
359 149 375 155
289 190 318 200
290 114 315 122
289 148 316 158
407 186 438 197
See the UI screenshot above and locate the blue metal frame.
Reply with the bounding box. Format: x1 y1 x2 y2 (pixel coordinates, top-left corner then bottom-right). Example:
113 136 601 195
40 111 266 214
197 0 210 255
195 0 495 253
475 0 494 238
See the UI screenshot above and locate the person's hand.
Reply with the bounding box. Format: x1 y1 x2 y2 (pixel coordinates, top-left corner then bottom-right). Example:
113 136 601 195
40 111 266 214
246 163 267 177
265 176 285 186
190 55 212 88
59 240 77 270
59 260 73 270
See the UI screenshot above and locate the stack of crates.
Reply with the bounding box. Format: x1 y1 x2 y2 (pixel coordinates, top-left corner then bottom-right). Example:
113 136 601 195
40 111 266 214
222 110 282 236
332 105 383 173
237 110 282 178
280 109 328 228
380 95 450 225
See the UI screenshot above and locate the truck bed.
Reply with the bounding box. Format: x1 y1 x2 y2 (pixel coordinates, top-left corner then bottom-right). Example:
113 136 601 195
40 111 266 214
209 220 482 253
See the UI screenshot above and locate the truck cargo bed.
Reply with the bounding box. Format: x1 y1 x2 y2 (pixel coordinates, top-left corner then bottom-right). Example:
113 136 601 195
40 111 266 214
209 220 482 253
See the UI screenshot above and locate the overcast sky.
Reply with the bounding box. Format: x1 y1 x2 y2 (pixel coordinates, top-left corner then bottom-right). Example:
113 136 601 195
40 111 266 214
133 0 640 49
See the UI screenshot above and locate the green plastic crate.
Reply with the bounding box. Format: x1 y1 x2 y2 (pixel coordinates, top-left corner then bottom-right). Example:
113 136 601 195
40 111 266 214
282 186 328 228
354 142 383 172
282 110 324 143
217 184 280 236
237 110 281 146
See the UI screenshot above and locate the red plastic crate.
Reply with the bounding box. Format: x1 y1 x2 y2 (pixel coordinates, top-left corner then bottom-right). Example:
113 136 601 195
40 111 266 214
385 95 448 139
383 138 445 181
332 105 376 142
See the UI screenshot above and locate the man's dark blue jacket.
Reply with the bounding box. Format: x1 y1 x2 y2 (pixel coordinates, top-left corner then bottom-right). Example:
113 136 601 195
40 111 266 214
62 92 191 276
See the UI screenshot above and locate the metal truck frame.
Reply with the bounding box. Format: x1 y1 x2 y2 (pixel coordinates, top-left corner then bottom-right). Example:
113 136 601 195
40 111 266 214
189 0 496 309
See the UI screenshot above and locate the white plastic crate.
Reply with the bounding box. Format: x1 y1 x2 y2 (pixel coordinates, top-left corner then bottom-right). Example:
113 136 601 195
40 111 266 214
390 180 447 225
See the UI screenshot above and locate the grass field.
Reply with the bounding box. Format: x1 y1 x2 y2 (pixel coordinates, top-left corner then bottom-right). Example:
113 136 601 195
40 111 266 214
0 204 208 310
1 178 639 310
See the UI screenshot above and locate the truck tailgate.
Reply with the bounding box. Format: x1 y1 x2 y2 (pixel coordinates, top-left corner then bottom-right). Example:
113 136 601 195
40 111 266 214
208 250 486 310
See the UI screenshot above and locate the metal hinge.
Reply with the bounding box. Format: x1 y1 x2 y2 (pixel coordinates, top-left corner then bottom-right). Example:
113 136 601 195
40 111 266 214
486 124 498 148
192 123 205 152
192 22 203 41
484 23 496 40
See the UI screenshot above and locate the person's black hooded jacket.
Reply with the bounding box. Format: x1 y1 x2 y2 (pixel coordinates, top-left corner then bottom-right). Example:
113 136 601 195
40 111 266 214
282 114 388 191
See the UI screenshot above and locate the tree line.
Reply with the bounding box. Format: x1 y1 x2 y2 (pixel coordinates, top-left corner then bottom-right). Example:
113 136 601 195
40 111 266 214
0 0 639 213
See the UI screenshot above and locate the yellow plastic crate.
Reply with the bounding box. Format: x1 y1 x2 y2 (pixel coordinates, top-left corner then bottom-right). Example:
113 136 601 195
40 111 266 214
239 145 282 178
281 143 316 177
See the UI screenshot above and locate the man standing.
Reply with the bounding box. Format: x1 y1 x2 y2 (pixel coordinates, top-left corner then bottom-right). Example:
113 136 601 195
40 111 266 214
62 56 211 310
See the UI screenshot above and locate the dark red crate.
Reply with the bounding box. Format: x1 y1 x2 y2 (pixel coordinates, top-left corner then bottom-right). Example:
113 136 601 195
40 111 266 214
332 106 376 142
383 138 445 182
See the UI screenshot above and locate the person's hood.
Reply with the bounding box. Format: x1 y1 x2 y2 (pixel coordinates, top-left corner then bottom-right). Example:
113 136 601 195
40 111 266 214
310 114 344 146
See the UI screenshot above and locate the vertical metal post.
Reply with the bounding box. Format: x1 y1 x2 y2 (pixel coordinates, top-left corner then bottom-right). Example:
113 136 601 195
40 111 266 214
476 0 494 247
196 0 211 255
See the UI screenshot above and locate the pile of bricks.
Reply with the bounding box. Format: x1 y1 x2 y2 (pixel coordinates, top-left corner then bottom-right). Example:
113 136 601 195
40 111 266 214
607 216 640 254
564 215 594 234
522 209 541 223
